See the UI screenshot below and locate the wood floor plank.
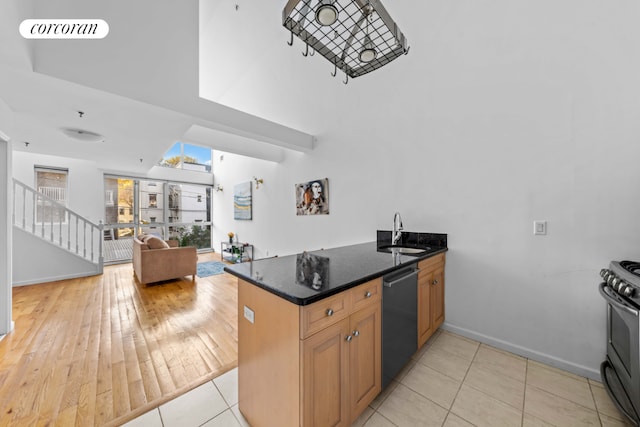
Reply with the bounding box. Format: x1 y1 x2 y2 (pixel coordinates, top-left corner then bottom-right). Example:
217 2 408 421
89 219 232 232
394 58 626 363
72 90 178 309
0 252 238 426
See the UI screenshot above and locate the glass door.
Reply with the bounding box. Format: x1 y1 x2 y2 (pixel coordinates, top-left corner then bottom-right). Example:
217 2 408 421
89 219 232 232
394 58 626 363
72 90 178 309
167 184 212 249
103 176 212 263
103 177 137 263
138 180 166 238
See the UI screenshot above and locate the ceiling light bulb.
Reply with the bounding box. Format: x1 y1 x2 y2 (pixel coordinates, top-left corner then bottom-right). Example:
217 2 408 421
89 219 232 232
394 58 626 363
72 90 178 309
315 0 338 26
359 36 377 63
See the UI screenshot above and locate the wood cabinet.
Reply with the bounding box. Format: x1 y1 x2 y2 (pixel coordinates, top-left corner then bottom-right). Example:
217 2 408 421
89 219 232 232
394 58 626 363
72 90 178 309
348 302 381 420
302 318 350 426
238 278 381 427
418 253 446 348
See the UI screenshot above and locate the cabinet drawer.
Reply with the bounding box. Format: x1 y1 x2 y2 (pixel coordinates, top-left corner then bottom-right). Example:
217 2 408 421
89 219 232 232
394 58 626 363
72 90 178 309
351 279 382 312
300 291 352 339
418 253 445 271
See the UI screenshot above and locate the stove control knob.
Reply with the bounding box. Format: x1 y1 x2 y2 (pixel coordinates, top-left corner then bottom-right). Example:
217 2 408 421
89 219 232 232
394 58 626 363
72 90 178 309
601 269 611 279
624 286 635 298
611 278 622 290
608 274 617 286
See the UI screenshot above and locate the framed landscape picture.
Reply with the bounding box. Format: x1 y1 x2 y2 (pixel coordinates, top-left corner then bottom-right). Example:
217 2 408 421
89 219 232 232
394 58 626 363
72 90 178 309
295 178 329 216
234 181 252 220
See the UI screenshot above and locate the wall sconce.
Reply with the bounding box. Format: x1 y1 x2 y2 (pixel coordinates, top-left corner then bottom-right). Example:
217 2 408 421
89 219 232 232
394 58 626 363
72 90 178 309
253 177 264 189
215 184 224 192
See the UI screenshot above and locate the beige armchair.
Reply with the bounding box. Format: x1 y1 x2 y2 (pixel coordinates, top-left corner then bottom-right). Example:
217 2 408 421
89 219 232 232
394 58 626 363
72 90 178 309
132 236 197 285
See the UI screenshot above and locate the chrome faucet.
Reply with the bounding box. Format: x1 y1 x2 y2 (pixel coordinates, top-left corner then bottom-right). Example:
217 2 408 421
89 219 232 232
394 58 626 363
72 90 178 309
392 212 403 245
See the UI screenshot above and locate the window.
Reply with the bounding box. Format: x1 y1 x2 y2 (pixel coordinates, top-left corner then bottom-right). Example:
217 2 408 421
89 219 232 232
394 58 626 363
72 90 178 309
149 194 157 208
150 216 156 223
35 167 68 204
159 142 212 173
119 208 125 215
197 195 202 203
35 166 68 223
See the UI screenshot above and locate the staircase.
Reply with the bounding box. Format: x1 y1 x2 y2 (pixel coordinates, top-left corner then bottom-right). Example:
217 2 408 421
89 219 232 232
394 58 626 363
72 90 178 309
12 179 103 284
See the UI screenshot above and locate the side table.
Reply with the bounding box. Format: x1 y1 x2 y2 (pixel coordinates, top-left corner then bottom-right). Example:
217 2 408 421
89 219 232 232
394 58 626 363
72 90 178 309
221 241 253 263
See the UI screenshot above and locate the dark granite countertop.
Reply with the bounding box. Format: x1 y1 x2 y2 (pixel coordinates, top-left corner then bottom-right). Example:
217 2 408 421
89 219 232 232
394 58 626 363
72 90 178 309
224 238 447 306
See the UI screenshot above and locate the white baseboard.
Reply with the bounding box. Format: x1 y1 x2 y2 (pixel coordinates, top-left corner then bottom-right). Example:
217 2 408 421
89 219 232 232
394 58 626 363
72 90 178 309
12 270 102 287
442 322 601 381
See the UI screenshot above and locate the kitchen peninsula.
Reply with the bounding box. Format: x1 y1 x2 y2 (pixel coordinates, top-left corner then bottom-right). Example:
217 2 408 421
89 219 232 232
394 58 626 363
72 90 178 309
225 237 447 427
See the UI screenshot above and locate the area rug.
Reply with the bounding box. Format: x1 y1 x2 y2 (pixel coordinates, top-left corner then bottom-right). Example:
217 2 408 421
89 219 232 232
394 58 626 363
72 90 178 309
197 261 227 277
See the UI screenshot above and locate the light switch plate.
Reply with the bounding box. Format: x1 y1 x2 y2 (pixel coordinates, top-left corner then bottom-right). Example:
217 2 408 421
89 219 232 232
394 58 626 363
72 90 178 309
243 305 255 324
533 220 547 235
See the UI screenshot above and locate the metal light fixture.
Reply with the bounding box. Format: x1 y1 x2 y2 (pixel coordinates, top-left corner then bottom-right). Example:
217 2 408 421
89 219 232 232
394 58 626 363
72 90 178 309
359 35 376 62
359 13 376 63
283 0 409 80
61 128 104 143
253 176 264 189
315 0 338 26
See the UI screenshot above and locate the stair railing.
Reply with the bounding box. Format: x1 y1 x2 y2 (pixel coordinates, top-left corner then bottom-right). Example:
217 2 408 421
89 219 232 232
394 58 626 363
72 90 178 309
12 179 103 270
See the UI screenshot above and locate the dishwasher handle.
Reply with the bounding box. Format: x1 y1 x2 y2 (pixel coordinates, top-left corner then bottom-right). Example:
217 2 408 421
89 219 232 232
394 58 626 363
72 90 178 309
384 269 419 288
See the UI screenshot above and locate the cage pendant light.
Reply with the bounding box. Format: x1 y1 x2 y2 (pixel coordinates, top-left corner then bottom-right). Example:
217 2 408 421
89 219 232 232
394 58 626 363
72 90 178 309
359 14 377 63
315 0 339 26
283 0 409 79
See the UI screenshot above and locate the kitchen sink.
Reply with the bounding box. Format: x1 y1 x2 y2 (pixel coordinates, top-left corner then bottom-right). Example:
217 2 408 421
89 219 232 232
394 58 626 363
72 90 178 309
378 245 431 254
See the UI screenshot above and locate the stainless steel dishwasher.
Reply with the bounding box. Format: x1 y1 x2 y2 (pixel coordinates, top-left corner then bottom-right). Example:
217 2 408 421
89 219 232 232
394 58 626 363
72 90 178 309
382 265 419 388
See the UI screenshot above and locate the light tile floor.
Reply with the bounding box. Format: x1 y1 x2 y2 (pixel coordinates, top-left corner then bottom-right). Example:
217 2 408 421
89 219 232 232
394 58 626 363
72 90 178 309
122 330 634 427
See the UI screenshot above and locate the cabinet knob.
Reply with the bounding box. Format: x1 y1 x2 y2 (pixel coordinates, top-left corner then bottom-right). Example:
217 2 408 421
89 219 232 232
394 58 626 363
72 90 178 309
353 330 360 337
365 291 372 298
432 279 438 285
345 335 353 342
326 308 334 317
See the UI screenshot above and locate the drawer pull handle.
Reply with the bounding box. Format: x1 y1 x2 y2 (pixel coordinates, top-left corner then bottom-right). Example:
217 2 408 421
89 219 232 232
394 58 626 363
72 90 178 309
345 335 353 342
432 279 438 285
353 330 360 337
326 308 334 316
365 291 372 298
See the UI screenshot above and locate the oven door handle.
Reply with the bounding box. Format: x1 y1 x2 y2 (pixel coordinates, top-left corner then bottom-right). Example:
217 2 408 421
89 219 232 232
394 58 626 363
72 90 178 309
599 283 639 317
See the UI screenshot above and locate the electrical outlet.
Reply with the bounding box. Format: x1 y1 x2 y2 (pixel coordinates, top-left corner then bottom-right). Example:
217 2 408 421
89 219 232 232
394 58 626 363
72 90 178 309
243 305 255 324
533 220 547 235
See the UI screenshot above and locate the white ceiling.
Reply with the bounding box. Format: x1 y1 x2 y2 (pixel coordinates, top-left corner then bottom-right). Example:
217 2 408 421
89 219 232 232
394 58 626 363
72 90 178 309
0 0 314 172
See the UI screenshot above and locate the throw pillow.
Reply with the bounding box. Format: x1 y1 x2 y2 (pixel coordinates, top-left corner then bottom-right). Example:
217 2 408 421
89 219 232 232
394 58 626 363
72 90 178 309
146 236 170 249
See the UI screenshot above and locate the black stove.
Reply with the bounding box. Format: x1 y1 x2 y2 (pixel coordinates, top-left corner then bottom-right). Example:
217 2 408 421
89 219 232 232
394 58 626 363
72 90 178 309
600 261 640 307
599 260 640 426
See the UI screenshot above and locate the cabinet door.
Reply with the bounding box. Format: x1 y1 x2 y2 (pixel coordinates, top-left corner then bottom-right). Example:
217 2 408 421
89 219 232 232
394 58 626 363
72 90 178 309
431 265 445 330
349 302 381 422
417 269 434 348
302 318 351 427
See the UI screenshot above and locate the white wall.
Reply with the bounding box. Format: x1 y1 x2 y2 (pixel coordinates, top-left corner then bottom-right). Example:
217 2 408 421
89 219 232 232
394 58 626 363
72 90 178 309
204 0 640 378
11 152 105 286
0 131 13 335
13 151 104 224
12 228 101 286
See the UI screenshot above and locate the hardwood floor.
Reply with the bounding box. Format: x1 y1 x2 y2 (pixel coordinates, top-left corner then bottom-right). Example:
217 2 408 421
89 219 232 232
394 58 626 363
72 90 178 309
0 253 238 426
